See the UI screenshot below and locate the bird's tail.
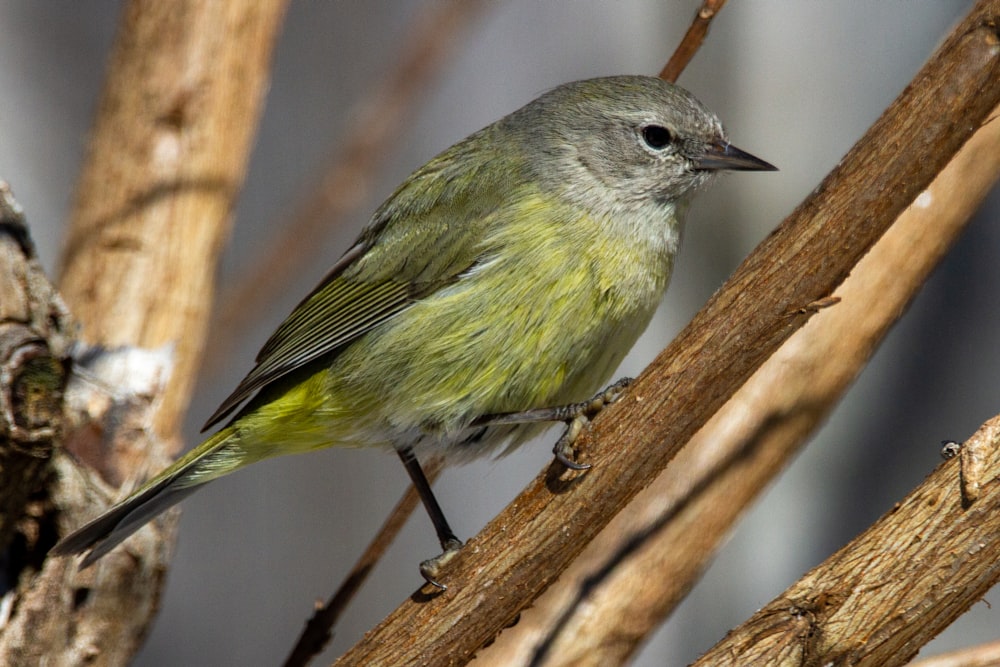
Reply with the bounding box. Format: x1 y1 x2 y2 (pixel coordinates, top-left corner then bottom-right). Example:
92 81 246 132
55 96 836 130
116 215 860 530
51 427 239 568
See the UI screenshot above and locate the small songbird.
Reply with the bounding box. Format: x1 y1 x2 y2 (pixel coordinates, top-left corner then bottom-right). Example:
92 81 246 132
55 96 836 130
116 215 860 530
53 75 775 585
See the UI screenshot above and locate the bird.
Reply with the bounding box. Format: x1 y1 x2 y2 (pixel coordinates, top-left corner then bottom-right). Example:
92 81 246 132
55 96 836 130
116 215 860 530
52 75 776 586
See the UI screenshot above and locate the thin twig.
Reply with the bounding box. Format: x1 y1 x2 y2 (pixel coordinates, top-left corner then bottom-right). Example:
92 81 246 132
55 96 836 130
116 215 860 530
659 0 729 82
282 459 442 667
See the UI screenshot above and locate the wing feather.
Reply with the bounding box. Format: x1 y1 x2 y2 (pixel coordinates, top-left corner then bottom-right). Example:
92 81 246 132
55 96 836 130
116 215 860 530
202 278 416 429
202 125 523 430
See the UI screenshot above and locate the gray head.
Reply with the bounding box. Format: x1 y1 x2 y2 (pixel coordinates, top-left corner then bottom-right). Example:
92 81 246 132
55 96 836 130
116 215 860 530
504 75 775 210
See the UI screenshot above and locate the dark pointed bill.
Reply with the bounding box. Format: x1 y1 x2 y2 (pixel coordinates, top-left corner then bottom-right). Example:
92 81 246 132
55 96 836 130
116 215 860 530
694 141 777 171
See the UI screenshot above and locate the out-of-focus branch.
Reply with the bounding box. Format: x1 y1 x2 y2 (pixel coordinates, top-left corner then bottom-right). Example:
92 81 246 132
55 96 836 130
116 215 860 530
334 3 1000 665
660 0 728 82
1 2 288 665
204 0 488 373
282 458 442 667
59 0 287 445
476 102 1000 667
908 639 1000 667
694 414 1000 665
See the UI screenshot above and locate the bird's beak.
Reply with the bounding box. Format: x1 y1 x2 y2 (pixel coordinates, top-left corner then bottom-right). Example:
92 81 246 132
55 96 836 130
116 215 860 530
693 141 777 171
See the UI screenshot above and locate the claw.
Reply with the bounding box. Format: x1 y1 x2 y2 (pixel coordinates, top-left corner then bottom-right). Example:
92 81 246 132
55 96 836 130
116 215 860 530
552 418 592 470
551 377 633 470
419 537 463 590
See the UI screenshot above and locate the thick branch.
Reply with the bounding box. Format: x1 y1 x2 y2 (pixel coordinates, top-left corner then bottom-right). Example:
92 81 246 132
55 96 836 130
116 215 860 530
0 184 71 551
476 102 1000 667
694 414 1000 666
335 2 1000 664
59 0 288 444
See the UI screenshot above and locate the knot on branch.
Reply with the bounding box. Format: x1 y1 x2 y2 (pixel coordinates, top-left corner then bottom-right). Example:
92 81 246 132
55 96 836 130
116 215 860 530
0 325 66 450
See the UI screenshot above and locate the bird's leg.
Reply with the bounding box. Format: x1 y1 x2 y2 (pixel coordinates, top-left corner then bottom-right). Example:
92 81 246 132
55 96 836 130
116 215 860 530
473 377 633 470
396 446 462 590
402 378 632 588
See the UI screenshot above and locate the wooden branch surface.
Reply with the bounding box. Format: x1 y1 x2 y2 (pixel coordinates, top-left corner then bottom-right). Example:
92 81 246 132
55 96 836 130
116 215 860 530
476 98 1000 667
334 3 1000 665
659 0 729 82
0 184 71 551
694 414 1000 666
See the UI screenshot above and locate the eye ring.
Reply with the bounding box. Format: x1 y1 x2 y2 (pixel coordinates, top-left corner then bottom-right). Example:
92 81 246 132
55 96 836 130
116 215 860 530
641 125 673 150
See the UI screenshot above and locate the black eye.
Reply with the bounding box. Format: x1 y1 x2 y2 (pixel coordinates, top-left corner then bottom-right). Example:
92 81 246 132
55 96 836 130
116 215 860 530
641 125 673 150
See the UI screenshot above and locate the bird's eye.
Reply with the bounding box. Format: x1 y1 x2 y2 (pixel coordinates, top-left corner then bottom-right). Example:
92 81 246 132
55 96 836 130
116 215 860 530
641 125 673 150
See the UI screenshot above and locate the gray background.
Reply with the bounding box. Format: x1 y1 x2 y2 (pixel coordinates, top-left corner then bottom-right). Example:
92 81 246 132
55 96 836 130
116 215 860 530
1 1 996 665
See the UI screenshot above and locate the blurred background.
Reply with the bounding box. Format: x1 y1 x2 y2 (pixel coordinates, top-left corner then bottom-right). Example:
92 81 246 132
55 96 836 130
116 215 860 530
1 1 996 664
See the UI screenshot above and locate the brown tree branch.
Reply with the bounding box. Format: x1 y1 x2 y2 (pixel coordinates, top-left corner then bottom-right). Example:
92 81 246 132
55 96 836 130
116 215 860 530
0 184 71 552
59 0 288 443
693 413 1000 666
333 2 1000 664
282 459 442 667
476 100 1000 667
0 2 287 665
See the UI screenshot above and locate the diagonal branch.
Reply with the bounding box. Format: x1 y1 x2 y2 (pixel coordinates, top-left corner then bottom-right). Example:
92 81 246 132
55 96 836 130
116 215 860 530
334 2 1000 664
475 95 1000 667
693 413 1000 666
908 639 1000 667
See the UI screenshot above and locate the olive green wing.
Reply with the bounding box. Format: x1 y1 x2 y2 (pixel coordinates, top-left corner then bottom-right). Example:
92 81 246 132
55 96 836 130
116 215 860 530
200 257 415 430
202 132 517 430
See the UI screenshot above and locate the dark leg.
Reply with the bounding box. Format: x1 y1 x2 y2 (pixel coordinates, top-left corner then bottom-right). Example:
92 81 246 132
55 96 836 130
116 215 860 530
397 447 462 589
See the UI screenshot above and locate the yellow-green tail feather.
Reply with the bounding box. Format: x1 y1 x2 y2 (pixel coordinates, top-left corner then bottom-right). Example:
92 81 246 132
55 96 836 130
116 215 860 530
52 427 238 567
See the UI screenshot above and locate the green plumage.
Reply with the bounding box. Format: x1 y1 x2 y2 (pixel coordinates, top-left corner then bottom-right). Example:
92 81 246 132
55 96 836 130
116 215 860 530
53 75 775 567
